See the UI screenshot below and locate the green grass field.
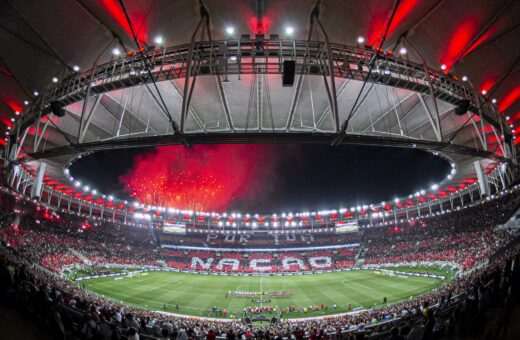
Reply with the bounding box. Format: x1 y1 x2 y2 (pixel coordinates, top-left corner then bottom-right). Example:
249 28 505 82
82 269 449 318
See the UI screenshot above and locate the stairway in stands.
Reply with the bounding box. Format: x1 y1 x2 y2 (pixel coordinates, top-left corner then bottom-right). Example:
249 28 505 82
355 246 365 260
69 248 89 263
498 204 520 230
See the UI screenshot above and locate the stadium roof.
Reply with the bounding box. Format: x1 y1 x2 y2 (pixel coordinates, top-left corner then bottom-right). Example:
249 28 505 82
1 0 519 213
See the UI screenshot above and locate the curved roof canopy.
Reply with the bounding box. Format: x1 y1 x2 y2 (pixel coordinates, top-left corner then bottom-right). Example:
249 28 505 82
0 0 518 214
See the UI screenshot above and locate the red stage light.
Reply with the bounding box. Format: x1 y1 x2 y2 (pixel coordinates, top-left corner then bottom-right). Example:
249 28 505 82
498 85 520 112
441 17 479 71
100 0 148 44
249 16 270 35
367 0 418 46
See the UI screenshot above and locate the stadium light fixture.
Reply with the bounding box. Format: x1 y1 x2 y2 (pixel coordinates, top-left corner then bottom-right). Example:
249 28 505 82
10 118 14 122
73 65 80 72
357 36 365 44
285 26 294 35
440 64 447 71
225 26 235 35
24 101 29 105
108 195 113 201
431 184 439 190
74 181 81 187
462 75 468 82
33 91 39 96
481 89 487 95
154 36 163 45
52 77 58 83
399 47 407 55
491 98 497 104
112 48 121 56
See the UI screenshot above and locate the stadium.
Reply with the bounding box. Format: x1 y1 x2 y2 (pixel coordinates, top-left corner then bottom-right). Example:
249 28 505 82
0 0 520 339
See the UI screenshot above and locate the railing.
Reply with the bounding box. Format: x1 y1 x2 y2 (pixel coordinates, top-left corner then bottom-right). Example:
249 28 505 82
13 39 504 138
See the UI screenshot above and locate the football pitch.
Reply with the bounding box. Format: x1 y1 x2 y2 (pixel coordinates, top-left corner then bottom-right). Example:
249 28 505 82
82 269 448 318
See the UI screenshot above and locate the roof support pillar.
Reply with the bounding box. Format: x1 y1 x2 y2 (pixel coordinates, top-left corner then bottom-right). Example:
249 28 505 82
474 160 491 197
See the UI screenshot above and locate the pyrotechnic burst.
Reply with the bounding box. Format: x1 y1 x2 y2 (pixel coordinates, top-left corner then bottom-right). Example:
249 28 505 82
120 144 275 211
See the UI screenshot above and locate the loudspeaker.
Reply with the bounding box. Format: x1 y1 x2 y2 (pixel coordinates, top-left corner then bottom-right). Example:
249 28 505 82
282 60 296 87
50 101 66 117
309 64 321 74
455 99 470 116
200 65 211 74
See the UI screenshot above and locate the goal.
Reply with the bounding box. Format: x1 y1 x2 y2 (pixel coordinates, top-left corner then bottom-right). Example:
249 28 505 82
381 269 396 277
127 271 141 278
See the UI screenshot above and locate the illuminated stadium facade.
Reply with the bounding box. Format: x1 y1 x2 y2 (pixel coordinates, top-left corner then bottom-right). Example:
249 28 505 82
1 1 520 338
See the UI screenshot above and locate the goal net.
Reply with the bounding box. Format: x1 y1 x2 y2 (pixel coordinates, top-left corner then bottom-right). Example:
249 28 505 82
127 271 141 278
381 269 396 277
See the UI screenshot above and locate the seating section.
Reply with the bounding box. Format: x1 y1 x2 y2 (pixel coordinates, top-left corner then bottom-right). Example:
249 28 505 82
0 189 519 276
361 195 520 269
0 206 159 273
1 187 520 338
159 231 362 248
162 249 356 272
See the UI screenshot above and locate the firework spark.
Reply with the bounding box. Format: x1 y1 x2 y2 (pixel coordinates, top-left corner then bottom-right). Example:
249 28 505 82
120 144 276 211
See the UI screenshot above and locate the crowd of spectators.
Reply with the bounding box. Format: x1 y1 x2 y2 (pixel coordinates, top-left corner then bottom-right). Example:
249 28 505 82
1 230 519 339
159 232 362 249
0 193 160 274
162 249 356 273
1 188 520 339
361 193 520 270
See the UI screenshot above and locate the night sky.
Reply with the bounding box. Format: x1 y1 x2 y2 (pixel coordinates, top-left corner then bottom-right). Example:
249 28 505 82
70 144 450 213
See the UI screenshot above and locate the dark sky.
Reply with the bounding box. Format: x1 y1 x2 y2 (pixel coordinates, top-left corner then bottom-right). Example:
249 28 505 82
70 144 450 213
